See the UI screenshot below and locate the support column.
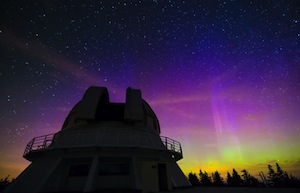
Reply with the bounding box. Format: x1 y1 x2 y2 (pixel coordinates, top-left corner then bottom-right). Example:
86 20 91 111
83 154 99 192
132 156 142 191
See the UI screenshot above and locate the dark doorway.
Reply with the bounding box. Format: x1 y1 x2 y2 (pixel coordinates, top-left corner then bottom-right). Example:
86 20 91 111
158 163 168 191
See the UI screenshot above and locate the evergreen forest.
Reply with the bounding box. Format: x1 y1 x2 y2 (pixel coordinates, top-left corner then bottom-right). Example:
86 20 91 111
188 163 300 188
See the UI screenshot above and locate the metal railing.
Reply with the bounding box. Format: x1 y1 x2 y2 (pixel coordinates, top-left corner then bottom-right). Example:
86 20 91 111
160 136 182 155
23 133 55 157
23 133 182 158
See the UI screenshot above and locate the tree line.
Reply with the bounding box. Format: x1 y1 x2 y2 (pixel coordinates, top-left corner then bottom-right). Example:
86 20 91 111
0 176 13 192
188 163 300 188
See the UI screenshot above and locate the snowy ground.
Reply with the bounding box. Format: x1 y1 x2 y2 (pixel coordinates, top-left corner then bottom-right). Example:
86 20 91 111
161 187 300 193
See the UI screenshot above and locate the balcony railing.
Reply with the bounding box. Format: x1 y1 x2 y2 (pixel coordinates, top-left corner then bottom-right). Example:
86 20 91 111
23 133 55 157
160 136 182 155
23 133 182 159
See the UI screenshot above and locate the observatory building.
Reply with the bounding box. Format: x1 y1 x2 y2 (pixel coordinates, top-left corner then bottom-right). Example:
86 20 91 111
6 87 191 193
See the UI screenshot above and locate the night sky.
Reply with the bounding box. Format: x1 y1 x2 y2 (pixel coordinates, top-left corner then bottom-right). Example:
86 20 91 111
1 0 300 179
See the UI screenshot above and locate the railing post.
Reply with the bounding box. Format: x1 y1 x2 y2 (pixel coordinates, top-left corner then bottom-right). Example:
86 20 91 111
43 135 47 148
165 137 167 148
180 143 182 154
172 139 175 151
30 138 35 152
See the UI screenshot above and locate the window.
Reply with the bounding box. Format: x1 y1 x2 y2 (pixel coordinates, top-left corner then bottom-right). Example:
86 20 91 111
68 163 91 176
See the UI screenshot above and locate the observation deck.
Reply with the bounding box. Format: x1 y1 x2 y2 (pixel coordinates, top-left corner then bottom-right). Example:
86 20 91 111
23 133 182 161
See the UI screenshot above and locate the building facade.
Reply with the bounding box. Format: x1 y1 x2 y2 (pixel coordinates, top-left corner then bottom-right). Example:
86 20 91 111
6 87 191 193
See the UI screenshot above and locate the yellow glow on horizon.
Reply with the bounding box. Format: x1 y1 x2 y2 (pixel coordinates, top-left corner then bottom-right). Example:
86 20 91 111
0 161 29 179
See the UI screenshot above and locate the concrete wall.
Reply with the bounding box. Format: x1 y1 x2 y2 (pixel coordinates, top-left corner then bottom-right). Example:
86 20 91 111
7 146 183 193
97 175 130 189
65 176 88 191
5 152 63 193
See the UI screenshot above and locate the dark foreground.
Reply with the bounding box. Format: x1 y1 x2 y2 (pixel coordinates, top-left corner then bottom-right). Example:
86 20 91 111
161 187 300 193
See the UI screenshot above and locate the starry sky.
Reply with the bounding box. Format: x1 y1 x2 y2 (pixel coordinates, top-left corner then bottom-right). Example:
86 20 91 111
0 0 300 179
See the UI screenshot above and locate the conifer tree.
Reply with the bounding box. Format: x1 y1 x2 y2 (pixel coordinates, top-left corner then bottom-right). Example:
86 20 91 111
199 170 212 186
232 168 242 187
188 172 200 186
241 169 251 186
226 172 234 187
241 169 260 187
212 171 224 187
275 163 285 187
267 164 276 186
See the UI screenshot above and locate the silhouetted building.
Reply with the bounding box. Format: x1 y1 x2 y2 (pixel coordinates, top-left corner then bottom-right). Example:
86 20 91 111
5 87 191 193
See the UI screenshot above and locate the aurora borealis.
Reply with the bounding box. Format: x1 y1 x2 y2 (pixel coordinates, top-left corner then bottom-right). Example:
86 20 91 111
0 0 299 179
